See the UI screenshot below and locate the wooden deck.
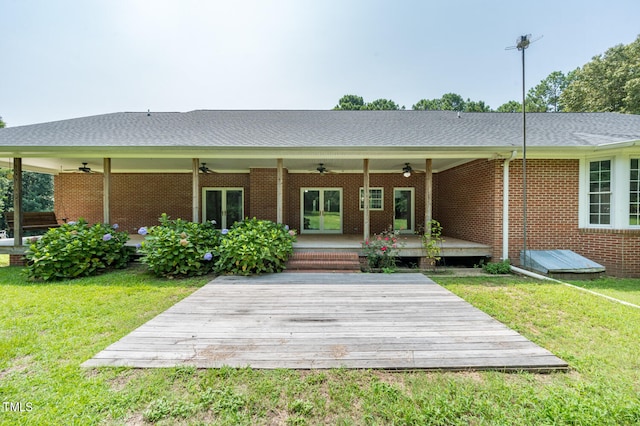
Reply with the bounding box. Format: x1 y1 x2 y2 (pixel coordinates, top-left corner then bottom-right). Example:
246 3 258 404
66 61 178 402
82 273 567 371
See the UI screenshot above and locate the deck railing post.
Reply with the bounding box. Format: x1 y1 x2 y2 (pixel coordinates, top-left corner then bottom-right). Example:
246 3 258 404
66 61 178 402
13 157 22 247
103 158 111 224
192 158 200 222
424 158 433 233
277 159 284 224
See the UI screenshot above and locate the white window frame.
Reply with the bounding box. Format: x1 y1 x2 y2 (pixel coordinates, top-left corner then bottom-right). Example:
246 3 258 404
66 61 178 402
359 187 384 211
579 154 640 229
630 159 640 226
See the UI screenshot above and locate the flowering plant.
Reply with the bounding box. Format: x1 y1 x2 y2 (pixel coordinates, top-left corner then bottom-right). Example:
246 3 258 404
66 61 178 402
214 218 296 275
25 220 130 281
138 214 221 277
361 227 403 271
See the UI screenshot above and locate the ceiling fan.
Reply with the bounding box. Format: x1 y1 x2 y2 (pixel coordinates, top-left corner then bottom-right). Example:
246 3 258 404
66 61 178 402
63 162 95 173
199 163 212 173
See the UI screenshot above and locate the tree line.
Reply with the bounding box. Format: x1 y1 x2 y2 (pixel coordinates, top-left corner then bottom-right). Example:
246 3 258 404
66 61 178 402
334 34 640 114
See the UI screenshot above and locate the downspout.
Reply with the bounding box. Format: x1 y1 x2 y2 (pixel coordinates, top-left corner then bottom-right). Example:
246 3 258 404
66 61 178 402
502 151 517 261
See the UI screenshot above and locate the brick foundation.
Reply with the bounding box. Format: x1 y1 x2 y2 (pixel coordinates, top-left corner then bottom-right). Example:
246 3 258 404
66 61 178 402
9 254 26 266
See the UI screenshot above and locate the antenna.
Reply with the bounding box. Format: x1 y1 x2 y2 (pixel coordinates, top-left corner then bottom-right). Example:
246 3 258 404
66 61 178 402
506 34 541 270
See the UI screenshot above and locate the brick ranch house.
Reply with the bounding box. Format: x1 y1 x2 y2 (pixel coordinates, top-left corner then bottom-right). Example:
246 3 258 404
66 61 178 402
1 110 640 276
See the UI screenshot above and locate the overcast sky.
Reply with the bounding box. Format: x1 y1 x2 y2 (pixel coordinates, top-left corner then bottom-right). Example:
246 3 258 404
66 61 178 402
1 0 639 127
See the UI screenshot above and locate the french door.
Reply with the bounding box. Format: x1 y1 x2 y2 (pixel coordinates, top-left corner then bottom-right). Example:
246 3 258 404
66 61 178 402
202 188 244 229
394 188 415 233
301 188 342 233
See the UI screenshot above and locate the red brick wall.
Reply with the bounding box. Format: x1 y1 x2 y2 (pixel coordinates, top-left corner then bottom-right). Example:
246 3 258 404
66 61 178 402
55 173 250 231
54 174 104 225
434 160 499 248
250 168 278 222
287 173 426 235
438 158 640 277
578 229 640 277
506 160 580 262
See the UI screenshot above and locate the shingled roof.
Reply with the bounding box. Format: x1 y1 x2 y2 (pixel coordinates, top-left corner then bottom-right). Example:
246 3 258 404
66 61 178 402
1 110 639 150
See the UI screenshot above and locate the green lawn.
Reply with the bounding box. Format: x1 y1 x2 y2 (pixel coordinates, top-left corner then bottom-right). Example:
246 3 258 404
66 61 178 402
1 268 639 425
566 277 640 306
304 211 341 231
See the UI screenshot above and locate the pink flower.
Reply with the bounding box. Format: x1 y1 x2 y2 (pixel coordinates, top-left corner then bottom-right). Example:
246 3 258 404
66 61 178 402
381 246 387 252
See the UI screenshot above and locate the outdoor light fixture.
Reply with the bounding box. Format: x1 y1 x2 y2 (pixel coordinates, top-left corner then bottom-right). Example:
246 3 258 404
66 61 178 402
402 163 412 178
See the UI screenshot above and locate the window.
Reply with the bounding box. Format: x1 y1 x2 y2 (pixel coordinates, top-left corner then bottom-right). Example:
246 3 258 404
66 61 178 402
359 188 383 210
588 160 611 225
631 159 640 225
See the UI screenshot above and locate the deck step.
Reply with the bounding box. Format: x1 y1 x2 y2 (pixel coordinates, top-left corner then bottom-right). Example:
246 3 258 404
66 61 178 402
285 251 362 272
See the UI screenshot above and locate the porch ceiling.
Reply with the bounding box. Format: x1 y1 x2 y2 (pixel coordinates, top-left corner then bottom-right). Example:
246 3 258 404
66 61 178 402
2 156 481 174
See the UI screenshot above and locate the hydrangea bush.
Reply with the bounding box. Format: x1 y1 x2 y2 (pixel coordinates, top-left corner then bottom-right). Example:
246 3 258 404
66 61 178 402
25 220 130 281
138 214 221 278
214 217 296 275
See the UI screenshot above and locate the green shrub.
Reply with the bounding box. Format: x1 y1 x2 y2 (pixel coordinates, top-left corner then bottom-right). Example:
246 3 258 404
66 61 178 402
138 214 221 278
361 227 403 271
482 259 512 274
214 218 296 275
25 220 130 281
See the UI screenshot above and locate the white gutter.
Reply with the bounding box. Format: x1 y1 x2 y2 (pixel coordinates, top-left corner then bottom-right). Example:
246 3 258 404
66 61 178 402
502 151 517 260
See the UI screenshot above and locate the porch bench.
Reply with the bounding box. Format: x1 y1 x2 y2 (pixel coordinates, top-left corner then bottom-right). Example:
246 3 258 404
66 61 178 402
5 211 61 235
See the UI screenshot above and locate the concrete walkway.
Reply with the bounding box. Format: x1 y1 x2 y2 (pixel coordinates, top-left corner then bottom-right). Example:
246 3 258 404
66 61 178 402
83 273 567 371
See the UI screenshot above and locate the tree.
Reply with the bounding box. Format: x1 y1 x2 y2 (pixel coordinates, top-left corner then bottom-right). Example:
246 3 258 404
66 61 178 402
412 98 442 110
333 94 365 110
496 100 522 112
527 71 570 112
439 93 466 111
0 116 5 128
412 93 490 111
464 99 491 112
333 95 403 110
412 93 467 111
362 98 402 110
561 35 640 114
0 170 54 228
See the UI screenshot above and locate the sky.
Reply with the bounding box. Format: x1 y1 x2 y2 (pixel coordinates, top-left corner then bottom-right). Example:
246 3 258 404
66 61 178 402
1 0 639 127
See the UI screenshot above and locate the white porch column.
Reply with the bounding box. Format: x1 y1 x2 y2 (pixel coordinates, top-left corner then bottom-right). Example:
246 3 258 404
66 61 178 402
13 158 22 247
363 158 370 241
192 158 200 222
424 159 433 232
502 151 517 260
103 158 111 224
277 158 284 224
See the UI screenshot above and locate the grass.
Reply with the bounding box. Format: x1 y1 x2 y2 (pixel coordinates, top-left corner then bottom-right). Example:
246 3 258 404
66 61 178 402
303 212 341 231
1 268 640 425
565 277 640 306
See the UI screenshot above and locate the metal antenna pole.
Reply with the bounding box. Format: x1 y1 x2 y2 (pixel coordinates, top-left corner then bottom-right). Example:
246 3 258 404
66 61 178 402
507 34 540 268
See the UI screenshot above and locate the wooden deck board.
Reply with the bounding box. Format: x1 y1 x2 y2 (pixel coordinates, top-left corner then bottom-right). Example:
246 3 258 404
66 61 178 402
82 273 568 371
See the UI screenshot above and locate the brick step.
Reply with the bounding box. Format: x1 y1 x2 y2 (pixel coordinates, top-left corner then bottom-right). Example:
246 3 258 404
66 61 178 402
285 251 361 272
